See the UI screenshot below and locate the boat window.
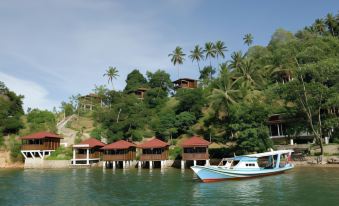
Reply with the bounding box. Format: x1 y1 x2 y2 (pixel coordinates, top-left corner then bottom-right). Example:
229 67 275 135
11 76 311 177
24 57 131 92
231 160 240 167
258 155 278 168
258 156 270 168
279 154 289 168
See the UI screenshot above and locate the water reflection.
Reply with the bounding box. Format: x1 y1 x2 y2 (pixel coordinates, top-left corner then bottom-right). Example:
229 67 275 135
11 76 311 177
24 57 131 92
2 167 339 205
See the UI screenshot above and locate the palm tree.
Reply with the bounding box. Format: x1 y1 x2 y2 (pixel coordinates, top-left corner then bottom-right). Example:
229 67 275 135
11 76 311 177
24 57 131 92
243 33 253 46
103 66 119 89
168 46 185 79
189 45 204 72
325 13 336 36
214 40 227 60
208 69 240 119
267 64 294 83
229 51 245 70
234 59 263 89
204 42 216 67
219 62 231 73
313 18 326 34
199 66 216 86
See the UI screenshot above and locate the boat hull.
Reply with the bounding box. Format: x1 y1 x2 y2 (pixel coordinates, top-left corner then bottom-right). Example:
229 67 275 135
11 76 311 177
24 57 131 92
191 165 294 183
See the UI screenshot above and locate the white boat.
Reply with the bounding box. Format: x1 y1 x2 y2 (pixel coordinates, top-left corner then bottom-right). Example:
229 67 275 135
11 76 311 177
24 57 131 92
191 150 294 183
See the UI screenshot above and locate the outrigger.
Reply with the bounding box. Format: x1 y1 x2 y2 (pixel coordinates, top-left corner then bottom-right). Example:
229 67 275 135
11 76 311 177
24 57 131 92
191 150 294 183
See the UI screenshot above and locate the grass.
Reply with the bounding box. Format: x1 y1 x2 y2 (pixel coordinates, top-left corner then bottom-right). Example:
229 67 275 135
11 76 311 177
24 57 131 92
67 116 94 133
45 146 73 160
169 146 182 160
8 135 22 162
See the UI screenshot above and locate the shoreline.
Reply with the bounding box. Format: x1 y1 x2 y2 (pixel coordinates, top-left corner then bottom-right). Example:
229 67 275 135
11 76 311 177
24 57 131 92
0 163 24 169
1 161 339 169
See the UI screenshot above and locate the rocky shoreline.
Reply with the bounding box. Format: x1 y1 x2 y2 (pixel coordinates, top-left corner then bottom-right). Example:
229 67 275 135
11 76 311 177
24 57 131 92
0 162 24 169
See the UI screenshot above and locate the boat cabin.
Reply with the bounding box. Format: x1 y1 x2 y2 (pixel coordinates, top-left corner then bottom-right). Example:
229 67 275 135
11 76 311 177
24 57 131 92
137 138 169 168
20 132 63 159
181 136 211 168
72 138 105 165
173 78 198 89
101 140 136 168
219 150 293 170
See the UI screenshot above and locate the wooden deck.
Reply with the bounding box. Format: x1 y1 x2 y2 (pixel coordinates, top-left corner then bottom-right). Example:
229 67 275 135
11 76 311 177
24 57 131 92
182 153 209 160
140 153 168 161
75 152 100 159
103 152 135 161
21 144 56 150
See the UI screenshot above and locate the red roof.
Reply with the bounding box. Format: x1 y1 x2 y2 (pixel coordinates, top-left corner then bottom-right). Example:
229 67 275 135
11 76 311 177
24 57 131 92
181 136 210 147
74 138 105 148
137 138 169 149
21 132 63 140
101 140 136 150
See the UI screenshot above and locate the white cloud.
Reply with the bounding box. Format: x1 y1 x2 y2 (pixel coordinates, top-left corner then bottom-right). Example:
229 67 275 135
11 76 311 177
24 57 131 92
0 72 59 111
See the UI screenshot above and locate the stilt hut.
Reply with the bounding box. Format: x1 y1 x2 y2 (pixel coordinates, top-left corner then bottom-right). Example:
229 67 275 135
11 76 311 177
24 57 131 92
181 136 211 168
173 78 198 89
72 138 105 165
20 132 63 159
137 138 169 169
101 140 136 169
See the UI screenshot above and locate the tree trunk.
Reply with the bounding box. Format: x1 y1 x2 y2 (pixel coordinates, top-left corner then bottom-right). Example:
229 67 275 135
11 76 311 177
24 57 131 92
177 65 179 79
116 108 122 123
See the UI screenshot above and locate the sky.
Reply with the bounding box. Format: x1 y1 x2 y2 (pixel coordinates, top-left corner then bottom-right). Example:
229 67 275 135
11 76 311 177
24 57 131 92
0 0 338 111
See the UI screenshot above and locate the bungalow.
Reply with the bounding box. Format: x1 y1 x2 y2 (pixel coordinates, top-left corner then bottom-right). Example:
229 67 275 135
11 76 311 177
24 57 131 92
101 140 136 169
173 78 198 89
268 114 313 145
137 138 169 169
78 93 102 111
131 88 148 100
72 138 105 165
20 132 63 159
181 136 211 168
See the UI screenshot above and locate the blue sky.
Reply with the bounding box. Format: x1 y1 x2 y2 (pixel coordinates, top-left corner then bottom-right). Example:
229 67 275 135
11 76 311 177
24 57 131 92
0 0 338 111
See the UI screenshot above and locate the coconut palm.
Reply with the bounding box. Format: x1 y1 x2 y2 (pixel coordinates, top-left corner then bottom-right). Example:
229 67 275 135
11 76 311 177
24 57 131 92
199 66 216 86
214 40 227 60
103 66 119 89
189 45 204 72
229 51 245 70
313 18 326 34
204 42 216 67
208 69 241 119
325 13 337 36
243 33 253 46
168 46 185 78
219 62 231 73
234 59 263 89
268 64 294 83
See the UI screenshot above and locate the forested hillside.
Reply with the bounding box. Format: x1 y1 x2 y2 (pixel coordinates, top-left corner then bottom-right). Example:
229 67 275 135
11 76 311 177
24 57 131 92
1 12 338 157
59 12 339 155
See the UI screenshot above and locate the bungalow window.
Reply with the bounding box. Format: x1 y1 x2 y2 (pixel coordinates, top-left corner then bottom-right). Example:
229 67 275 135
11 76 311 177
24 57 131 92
183 147 206 153
270 123 286 137
142 148 164 154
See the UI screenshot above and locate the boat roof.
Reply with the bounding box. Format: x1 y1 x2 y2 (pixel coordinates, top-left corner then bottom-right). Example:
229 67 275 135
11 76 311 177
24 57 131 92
234 156 257 161
245 150 293 158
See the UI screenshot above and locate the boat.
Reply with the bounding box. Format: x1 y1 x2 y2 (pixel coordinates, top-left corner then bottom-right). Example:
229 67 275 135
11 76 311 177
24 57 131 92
191 150 294 183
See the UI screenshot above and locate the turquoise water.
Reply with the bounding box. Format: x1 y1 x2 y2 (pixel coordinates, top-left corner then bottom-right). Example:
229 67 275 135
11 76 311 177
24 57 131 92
0 167 339 205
